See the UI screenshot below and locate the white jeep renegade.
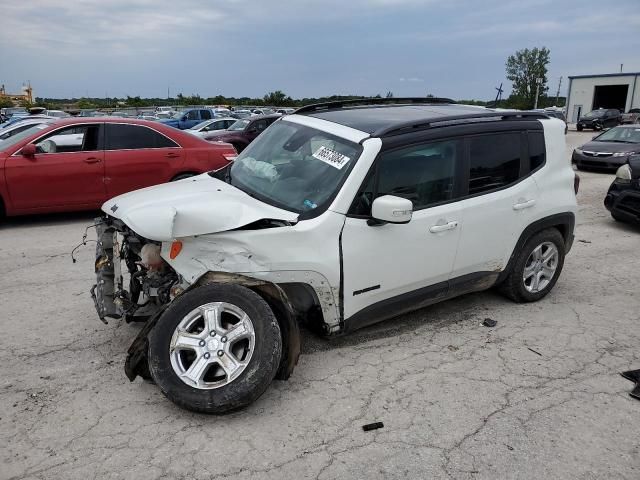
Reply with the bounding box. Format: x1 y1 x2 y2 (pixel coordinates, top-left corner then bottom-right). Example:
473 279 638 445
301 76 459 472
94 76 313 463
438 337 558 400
91 99 578 413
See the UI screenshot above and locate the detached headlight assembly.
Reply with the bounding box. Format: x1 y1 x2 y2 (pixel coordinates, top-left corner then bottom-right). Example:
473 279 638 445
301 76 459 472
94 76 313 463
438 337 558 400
615 164 632 183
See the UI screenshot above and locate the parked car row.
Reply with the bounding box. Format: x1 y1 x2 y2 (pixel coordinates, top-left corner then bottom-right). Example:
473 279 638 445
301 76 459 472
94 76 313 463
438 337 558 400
0 118 236 216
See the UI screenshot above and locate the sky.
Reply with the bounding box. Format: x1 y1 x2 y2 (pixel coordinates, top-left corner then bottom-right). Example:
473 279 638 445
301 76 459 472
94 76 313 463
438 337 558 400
1 0 639 101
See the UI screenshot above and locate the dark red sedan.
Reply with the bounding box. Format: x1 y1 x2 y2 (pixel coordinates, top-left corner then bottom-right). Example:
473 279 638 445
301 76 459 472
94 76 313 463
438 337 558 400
0 118 236 216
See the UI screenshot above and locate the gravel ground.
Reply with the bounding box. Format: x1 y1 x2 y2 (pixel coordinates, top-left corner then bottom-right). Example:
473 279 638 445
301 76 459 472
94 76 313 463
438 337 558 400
1 130 639 480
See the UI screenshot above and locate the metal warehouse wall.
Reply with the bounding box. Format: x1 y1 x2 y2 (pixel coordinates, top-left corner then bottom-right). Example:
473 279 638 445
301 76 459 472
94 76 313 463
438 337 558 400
566 73 640 123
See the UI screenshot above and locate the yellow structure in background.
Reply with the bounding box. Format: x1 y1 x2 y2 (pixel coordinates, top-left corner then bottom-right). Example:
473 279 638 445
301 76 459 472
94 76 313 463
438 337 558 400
0 83 34 105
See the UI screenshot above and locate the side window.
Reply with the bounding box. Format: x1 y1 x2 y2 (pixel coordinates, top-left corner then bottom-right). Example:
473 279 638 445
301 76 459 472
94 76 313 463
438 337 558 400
528 132 545 172
105 124 178 150
34 124 100 154
185 110 199 121
253 120 268 132
468 133 521 195
349 139 459 215
200 110 212 120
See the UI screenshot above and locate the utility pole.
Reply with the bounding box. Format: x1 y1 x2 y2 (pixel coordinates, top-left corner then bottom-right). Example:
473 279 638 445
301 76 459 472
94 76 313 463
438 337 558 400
534 77 543 109
555 76 562 106
620 64 624 73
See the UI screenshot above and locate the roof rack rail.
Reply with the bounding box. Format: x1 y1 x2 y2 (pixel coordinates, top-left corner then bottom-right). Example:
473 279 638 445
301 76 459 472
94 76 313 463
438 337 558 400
294 97 456 114
374 111 550 137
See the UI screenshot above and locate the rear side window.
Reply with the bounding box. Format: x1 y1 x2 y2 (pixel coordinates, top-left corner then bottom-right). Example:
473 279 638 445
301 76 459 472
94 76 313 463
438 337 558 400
105 124 178 150
468 133 521 195
528 132 545 172
200 110 212 120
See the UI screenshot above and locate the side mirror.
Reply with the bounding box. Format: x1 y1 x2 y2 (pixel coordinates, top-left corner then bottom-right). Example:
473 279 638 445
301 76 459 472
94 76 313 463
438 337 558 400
21 144 37 157
371 195 413 224
181 116 188 122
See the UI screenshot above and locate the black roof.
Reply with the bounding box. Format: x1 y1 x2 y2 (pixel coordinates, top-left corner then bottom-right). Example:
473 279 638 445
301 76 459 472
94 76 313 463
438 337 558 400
295 99 548 137
307 104 496 134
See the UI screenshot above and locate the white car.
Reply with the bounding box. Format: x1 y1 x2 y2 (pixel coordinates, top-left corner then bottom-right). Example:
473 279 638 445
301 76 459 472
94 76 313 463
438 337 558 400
0 117 56 141
186 117 237 138
91 100 578 413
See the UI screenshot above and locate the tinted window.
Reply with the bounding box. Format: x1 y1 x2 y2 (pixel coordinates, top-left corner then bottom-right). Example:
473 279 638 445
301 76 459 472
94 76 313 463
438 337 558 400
105 124 178 150
468 133 521 195
253 120 268 132
200 110 212 120
529 132 545 171
185 110 199 121
35 124 100 154
350 139 458 215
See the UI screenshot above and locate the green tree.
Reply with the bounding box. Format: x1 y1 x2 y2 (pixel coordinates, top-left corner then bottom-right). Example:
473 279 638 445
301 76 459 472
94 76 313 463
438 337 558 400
0 97 14 108
263 90 292 106
505 47 551 109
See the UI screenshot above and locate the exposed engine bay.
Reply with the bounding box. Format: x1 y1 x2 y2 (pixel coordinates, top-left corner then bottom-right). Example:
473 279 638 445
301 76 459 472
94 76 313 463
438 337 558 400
91 216 179 324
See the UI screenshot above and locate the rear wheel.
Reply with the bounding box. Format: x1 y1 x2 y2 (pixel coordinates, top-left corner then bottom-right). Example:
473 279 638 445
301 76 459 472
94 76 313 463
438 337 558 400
148 283 282 414
500 229 565 303
577 125 583 131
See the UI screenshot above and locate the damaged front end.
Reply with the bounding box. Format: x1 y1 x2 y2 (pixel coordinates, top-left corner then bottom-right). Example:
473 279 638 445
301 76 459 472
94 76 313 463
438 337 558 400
92 216 179 324
91 216 184 380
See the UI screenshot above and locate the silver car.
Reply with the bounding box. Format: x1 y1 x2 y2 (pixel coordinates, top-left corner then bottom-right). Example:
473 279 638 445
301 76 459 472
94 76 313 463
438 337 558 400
186 117 237 138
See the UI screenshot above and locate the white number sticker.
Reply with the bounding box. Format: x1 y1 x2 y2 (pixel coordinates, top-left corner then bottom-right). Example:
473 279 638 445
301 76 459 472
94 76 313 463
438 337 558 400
312 146 351 170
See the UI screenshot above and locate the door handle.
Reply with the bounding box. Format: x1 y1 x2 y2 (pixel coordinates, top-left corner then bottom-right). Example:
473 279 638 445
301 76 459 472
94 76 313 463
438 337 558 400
83 157 101 164
513 199 536 210
166 152 180 158
429 221 458 233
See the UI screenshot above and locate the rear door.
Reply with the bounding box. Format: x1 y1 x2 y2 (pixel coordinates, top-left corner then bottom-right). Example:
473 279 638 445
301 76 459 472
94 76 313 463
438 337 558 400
5 124 105 211
452 130 540 279
103 123 184 197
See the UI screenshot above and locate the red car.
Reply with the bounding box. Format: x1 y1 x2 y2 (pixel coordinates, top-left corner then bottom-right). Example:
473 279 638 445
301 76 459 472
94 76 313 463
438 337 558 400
0 118 236 216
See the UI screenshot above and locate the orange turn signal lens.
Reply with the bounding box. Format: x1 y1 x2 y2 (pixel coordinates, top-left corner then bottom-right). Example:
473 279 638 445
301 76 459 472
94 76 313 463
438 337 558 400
169 241 183 259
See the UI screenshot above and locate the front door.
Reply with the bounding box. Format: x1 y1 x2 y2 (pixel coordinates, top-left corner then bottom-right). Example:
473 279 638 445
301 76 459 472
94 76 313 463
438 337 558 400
341 138 463 321
5 124 105 211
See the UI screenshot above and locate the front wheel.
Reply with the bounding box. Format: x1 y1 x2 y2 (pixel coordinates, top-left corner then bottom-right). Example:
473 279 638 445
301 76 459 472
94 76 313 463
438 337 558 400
499 228 566 303
577 125 583 131
148 283 282 414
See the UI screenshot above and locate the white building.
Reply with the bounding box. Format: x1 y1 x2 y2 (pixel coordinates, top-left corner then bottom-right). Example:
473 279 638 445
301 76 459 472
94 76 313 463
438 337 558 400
566 72 640 123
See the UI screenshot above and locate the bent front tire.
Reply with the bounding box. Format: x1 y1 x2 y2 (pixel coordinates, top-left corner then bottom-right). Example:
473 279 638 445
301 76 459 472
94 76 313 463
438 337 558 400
148 283 282 414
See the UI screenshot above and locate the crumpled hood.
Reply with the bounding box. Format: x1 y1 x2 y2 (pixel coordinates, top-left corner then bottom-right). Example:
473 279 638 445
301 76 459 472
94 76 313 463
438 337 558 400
102 174 298 241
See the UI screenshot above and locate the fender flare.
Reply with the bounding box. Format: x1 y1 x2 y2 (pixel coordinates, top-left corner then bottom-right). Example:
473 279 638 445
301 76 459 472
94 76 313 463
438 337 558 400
496 212 575 286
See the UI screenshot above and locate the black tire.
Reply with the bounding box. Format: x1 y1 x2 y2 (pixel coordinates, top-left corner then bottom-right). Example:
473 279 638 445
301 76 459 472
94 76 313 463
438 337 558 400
577 125 583 131
171 173 196 181
499 228 565 303
611 212 627 223
148 283 282 414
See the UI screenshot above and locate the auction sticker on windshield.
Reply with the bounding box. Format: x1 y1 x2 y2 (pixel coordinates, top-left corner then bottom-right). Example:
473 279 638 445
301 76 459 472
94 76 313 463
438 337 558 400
312 146 351 169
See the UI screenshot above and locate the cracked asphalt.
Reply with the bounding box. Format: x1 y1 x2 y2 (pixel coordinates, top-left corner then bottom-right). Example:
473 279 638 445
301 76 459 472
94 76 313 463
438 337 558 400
1 130 639 479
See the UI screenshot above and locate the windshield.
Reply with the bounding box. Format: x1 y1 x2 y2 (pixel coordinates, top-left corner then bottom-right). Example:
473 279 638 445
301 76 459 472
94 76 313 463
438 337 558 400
0 124 49 151
594 126 640 143
228 119 250 131
226 120 362 214
583 110 606 118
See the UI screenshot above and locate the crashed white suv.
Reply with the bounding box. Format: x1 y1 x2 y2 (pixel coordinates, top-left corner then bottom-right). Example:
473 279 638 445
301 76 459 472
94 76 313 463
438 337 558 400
91 99 578 413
